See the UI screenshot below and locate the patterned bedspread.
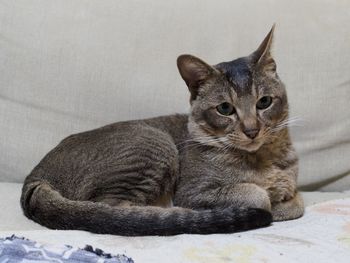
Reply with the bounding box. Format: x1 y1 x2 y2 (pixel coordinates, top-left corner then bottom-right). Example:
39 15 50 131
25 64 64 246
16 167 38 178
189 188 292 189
0 235 133 263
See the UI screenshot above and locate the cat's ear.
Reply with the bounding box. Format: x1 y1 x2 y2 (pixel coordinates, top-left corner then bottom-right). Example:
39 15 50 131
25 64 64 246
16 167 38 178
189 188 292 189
250 25 276 74
177 54 218 101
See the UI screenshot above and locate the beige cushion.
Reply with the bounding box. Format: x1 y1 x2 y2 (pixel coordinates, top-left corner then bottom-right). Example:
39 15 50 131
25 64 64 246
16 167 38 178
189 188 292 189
0 0 349 190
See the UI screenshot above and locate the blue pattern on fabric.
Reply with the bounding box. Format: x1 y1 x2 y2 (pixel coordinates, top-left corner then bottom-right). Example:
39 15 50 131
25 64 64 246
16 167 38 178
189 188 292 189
0 235 134 263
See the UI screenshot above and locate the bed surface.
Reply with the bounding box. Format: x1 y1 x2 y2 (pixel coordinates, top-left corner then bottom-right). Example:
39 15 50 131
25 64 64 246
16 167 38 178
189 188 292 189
1 183 350 263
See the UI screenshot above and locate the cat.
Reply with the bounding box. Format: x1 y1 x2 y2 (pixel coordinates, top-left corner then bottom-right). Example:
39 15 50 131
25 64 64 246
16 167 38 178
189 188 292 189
21 25 304 236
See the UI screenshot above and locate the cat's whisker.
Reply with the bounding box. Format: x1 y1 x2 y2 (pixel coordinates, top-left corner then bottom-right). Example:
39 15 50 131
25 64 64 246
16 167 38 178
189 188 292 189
277 116 303 126
177 136 221 147
178 136 229 151
226 134 245 142
176 136 214 144
209 143 234 163
271 116 304 133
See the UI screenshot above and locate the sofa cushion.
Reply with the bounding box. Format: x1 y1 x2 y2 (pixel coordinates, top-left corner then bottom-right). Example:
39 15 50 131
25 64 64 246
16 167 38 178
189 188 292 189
0 0 349 190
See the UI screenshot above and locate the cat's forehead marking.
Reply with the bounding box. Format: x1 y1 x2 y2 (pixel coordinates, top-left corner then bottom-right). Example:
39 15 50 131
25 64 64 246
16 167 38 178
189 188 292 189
215 57 253 97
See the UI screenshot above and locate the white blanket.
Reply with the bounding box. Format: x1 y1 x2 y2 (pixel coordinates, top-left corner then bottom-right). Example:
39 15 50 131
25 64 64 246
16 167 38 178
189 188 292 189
1 197 350 263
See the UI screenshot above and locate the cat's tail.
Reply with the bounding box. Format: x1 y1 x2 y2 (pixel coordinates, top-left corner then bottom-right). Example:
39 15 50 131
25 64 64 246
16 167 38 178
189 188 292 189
21 181 272 236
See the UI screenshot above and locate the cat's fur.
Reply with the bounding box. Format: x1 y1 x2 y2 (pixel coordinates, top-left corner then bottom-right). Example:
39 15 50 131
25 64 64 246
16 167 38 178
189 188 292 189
21 26 304 236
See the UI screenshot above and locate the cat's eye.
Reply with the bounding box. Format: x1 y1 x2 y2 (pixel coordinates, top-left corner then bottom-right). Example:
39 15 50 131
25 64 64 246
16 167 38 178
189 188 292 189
256 96 273 110
216 102 236 116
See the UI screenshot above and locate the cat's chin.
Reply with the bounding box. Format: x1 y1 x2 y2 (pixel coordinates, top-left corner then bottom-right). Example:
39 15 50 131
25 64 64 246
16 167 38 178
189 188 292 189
238 140 264 153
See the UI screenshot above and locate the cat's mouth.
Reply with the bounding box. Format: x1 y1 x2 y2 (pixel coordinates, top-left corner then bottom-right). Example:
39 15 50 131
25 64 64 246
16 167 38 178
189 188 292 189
243 140 264 152
232 137 265 152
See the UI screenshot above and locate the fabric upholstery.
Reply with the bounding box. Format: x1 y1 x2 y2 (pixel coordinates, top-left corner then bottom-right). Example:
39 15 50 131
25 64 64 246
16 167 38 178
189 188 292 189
2 182 350 232
0 0 349 190
1 183 350 262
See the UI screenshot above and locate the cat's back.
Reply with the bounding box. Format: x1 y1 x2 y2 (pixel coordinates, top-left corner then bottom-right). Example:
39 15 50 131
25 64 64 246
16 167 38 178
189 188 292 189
50 113 188 153
25 114 189 187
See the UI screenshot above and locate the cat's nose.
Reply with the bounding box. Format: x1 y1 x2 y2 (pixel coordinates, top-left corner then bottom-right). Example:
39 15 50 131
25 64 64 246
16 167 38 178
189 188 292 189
243 128 260 139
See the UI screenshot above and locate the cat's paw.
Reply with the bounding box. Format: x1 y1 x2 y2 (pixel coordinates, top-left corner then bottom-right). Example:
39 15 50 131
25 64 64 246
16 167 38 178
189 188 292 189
268 185 295 203
272 192 304 221
264 172 296 203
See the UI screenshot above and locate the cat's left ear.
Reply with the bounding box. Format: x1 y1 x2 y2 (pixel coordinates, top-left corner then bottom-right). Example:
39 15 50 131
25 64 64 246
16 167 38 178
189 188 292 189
177 54 219 101
250 25 276 74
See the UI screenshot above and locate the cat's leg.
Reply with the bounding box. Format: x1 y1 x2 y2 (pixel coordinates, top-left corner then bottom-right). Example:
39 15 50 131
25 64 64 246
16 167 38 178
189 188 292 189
271 192 304 221
89 125 179 208
224 183 272 211
259 165 303 221
174 183 271 212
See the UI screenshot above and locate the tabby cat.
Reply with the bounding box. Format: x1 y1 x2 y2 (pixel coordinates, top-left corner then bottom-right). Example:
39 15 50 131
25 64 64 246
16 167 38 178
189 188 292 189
21 26 304 236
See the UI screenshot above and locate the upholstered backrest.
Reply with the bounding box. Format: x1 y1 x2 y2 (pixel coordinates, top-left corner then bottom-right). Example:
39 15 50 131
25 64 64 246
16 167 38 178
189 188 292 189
1 0 349 190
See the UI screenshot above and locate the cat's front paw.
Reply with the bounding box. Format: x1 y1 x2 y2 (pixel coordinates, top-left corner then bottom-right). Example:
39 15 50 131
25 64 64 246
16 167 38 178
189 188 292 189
264 172 296 204
272 192 304 221
268 185 295 203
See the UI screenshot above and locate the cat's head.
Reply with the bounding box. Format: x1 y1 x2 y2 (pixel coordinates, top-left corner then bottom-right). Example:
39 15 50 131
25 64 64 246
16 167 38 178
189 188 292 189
177 25 289 152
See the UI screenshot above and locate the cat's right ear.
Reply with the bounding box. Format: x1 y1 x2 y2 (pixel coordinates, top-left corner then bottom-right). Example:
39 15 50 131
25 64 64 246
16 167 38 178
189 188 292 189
177 55 218 101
